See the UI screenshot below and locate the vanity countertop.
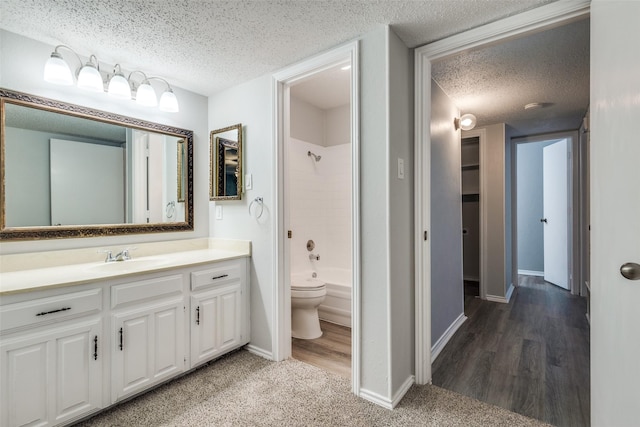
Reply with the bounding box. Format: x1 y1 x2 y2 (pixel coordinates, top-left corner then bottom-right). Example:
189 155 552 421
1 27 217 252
0 238 251 295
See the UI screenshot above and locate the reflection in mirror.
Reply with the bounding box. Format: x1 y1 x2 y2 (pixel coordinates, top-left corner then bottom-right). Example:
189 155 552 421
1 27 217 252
0 88 193 240
210 124 242 200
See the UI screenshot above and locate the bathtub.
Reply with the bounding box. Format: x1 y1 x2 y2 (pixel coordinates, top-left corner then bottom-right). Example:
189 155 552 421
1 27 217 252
293 268 352 327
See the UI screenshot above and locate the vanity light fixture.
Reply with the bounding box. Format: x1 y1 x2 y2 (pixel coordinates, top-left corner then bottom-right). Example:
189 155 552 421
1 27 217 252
107 64 132 99
43 44 179 112
454 113 477 131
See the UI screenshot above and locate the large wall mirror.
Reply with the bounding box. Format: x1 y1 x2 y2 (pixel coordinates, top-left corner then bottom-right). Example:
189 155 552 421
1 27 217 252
0 88 194 240
210 123 242 201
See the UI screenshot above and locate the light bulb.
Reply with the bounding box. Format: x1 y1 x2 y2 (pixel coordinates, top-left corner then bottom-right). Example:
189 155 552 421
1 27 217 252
459 113 477 131
107 73 131 99
77 63 104 92
44 52 73 85
159 89 179 112
136 81 157 107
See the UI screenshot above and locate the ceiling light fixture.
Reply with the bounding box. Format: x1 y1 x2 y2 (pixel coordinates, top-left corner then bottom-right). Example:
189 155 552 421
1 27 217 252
454 113 477 131
43 44 179 113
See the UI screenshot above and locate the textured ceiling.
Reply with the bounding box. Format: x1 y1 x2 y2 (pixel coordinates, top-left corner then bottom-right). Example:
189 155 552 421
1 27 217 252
0 0 554 97
432 18 590 136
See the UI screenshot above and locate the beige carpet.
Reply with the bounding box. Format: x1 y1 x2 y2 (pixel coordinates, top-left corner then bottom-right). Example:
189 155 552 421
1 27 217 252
77 350 549 426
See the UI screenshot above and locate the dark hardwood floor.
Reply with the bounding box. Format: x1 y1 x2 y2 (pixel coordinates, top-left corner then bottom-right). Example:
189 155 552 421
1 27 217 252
433 275 590 427
292 320 351 378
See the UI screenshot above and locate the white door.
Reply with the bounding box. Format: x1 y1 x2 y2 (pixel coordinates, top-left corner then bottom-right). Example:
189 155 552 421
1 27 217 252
542 139 569 289
591 1 640 425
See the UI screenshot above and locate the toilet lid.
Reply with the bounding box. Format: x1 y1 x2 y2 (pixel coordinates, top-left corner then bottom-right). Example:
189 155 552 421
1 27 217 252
291 277 325 291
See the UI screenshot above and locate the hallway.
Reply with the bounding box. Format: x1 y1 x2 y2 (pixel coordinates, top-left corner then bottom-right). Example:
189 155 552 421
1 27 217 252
432 275 590 426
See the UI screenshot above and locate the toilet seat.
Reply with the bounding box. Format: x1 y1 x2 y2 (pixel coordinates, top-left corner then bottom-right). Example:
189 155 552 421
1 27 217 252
291 278 326 298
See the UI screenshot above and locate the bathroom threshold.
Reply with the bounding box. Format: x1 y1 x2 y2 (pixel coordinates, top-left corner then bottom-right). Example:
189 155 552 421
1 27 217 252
291 320 351 379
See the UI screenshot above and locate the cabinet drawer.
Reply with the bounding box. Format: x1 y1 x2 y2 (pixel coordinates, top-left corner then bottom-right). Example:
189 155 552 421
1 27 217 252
0 288 102 333
191 259 242 291
111 274 183 309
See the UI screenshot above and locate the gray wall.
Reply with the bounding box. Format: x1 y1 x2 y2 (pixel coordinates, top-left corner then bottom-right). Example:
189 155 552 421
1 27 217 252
430 80 464 346
388 27 415 394
483 123 508 299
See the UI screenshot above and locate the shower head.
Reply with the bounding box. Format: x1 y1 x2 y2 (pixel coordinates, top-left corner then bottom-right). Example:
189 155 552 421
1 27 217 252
307 151 321 162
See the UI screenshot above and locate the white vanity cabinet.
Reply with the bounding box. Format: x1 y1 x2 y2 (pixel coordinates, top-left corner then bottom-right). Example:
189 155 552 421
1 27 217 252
110 274 185 403
0 288 103 427
190 259 247 367
0 246 250 427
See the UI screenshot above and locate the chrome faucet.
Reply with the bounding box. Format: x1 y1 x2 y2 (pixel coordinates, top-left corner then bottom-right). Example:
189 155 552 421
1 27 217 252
100 248 134 263
309 253 320 261
114 248 132 262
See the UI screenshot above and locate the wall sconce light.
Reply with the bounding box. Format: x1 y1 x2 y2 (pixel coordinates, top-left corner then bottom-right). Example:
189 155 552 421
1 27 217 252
43 44 179 113
454 113 477 131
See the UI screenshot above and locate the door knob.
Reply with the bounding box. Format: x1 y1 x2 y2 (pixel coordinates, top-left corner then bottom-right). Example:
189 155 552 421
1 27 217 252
540 218 548 223
620 262 640 280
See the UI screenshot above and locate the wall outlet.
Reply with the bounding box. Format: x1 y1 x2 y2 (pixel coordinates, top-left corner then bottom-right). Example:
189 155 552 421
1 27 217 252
398 158 405 179
215 205 223 220
245 174 253 190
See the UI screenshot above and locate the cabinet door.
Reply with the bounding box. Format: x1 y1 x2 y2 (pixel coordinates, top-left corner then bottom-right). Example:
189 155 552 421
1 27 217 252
190 283 241 367
111 298 184 402
0 318 102 427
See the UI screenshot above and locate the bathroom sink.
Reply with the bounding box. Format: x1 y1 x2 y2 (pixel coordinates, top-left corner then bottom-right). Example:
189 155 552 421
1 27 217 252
88 257 168 272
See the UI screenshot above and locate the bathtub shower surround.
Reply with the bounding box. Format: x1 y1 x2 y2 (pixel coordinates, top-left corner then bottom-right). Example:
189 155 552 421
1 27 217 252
288 138 352 327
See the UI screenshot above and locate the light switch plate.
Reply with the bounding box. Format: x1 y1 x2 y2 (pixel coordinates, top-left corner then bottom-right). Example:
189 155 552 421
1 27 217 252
398 158 405 179
245 174 253 190
215 205 223 220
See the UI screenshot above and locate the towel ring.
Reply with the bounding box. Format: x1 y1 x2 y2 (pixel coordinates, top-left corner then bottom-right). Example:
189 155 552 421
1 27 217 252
248 197 264 219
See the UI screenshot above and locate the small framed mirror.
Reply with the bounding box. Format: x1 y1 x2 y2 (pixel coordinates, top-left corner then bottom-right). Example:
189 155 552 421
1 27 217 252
210 124 242 200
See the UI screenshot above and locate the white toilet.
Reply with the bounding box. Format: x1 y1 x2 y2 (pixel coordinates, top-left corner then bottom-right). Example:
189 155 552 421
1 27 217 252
291 276 326 339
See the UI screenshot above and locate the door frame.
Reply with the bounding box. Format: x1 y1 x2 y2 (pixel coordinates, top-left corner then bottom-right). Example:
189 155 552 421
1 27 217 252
272 41 361 394
461 128 488 300
414 1 590 385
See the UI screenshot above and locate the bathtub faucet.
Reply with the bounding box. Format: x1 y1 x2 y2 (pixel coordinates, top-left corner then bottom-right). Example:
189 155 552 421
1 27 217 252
309 253 320 261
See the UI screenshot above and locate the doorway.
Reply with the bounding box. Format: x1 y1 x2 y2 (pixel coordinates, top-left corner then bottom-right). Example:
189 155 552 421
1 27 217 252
272 42 360 393
514 134 575 291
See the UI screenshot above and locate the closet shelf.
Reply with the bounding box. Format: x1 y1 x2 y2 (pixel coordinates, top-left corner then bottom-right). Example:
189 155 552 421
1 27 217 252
461 163 480 170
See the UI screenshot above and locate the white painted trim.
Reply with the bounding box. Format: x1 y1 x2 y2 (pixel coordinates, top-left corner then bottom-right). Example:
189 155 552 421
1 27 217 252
391 375 416 408
431 313 467 362
384 27 393 403
518 269 544 277
486 283 515 304
414 42 432 387
272 41 361 394
414 0 590 386
318 305 351 327
462 128 488 300
359 388 395 410
245 344 273 361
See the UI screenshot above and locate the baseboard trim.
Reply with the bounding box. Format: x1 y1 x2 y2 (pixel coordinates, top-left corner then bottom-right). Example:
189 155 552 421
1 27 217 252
245 344 273 361
391 375 415 408
319 305 351 327
518 269 544 277
486 283 515 304
505 283 515 302
431 313 467 362
359 388 394 409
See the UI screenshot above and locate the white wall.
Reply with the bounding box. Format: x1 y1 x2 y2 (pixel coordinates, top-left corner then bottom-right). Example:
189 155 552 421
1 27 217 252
207 75 274 355
290 97 324 146
0 30 209 254
430 80 464 347
325 104 351 146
